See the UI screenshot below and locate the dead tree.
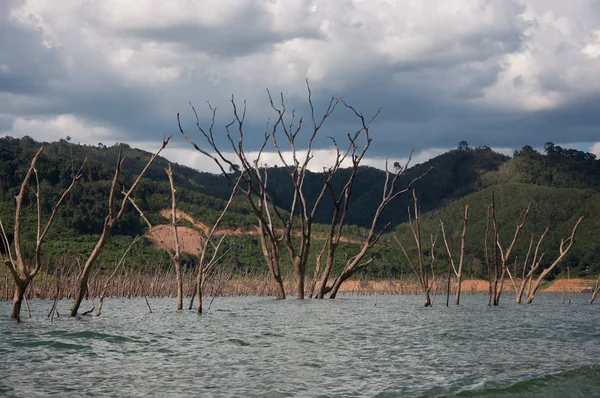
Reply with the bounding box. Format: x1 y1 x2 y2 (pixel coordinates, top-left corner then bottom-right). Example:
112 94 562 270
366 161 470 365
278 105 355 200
490 194 531 306
266 87 345 299
165 164 184 310
440 204 468 305
394 190 438 307
179 102 286 299
0 147 85 321
315 152 431 299
484 204 493 306
590 273 600 304
69 136 170 316
96 232 149 316
525 217 584 304
192 176 239 313
508 229 547 304
179 82 384 299
127 188 184 310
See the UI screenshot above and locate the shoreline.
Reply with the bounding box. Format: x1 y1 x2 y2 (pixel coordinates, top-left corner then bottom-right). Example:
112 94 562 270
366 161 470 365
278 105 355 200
1 274 596 300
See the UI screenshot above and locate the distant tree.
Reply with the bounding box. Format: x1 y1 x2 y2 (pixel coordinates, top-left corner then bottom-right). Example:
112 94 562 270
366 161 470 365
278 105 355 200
544 142 555 154
519 145 536 157
458 141 470 151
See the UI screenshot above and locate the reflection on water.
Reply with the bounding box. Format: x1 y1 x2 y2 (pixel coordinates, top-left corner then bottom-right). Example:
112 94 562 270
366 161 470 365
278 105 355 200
1 294 599 397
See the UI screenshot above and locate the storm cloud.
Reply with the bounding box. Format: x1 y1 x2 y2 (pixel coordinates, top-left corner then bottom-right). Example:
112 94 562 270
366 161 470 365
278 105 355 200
1 0 599 171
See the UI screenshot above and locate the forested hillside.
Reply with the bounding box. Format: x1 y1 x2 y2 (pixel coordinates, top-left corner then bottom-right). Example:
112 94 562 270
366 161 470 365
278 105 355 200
0 136 598 278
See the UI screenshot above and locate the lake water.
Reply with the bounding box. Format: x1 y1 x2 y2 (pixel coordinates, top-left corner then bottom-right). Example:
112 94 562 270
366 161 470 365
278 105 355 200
1 294 599 397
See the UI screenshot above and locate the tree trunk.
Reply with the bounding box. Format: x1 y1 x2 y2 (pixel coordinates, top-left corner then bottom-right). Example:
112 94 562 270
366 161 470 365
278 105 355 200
445 271 451 307
273 272 286 300
328 274 345 299
11 280 26 322
515 277 528 304
176 264 183 311
71 227 110 316
424 289 432 307
196 260 204 314
494 268 506 305
315 249 336 299
591 287 599 304
71 277 89 316
455 273 462 305
293 257 305 299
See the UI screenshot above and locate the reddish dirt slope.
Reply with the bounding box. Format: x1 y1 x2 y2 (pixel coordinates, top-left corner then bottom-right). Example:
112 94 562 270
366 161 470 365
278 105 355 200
149 209 361 255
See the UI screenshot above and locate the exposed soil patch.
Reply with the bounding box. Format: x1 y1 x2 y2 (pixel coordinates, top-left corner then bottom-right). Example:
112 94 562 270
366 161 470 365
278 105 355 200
149 209 362 255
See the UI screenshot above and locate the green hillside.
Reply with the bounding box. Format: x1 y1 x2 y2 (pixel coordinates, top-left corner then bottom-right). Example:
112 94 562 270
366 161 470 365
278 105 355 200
0 136 598 278
393 143 600 278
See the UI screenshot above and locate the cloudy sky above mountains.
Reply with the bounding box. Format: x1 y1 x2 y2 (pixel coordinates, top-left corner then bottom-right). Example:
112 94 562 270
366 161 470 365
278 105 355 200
1 0 600 172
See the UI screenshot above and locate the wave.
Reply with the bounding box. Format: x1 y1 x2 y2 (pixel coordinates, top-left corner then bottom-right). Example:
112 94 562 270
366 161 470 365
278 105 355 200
450 364 600 398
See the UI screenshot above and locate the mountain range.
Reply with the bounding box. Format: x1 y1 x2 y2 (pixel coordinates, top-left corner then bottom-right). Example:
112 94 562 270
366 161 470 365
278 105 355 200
0 136 598 279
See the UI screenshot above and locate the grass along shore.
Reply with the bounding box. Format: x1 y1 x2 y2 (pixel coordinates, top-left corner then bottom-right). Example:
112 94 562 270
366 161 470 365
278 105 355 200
1 271 596 301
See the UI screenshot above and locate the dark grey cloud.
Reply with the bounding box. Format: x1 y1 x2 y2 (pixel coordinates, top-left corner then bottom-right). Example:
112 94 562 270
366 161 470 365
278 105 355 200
0 1 66 95
2 0 600 169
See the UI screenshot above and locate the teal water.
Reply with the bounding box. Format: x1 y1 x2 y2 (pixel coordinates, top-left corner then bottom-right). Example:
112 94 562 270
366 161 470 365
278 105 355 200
1 294 599 397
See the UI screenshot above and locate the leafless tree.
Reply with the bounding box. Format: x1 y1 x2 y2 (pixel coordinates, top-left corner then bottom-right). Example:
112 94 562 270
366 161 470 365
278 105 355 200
524 217 583 304
508 229 546 304
0 147 85 321
96 232 149 316
590 273 600 304
440 204 468 305
178 82 400 299
192 176 240 313
394 190 438 307
484 204 493 306
489 193 531 306
127 178 184 310
69 137 170 316
179 101 286 299
315 153 431 299
165 164 184 310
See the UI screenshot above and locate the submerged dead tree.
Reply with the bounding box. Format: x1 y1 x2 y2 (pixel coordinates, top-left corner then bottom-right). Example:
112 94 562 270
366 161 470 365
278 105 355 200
315 150 431 299
70 137 171 316
591 274 600 304
508 229 547 304
191 176 240 313
96 232 149 316
179 82 393 299
0 147 85 321
395 190 438 307
524 216 583 304
266 87 346 299
166 164 184 310
179 104 286 299
489 194 531 306
440 204 468 305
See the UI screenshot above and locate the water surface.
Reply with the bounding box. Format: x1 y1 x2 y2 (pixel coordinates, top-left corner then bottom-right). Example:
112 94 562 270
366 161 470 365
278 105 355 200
1 294 599 397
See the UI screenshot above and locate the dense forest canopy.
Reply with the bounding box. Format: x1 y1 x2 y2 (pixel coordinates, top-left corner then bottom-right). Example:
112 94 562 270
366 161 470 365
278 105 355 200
0 136 598 278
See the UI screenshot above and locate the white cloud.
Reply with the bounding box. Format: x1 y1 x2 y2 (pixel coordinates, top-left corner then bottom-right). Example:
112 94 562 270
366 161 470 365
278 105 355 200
590 143 600 157
3 115 120 144
131 141 458 175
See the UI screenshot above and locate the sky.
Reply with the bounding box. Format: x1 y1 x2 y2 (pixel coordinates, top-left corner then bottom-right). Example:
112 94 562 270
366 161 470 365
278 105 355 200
1 0 600 173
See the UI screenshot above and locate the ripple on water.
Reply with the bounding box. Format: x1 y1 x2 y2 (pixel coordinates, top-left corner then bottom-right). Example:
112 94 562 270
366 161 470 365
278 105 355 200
0 295 599 397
